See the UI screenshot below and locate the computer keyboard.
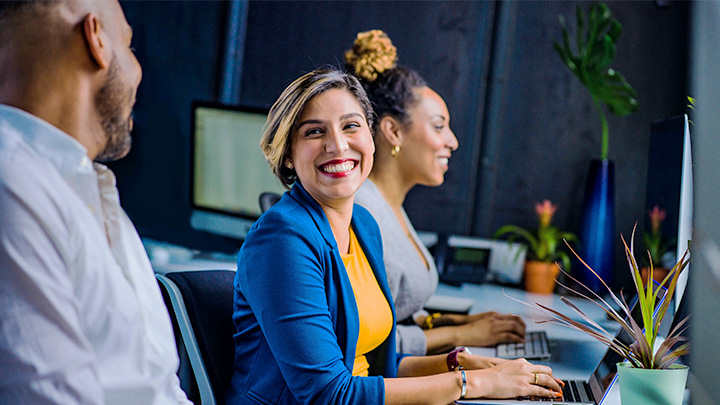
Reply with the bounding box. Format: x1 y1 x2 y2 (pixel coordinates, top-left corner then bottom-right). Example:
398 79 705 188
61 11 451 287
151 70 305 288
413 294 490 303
496 331 552 360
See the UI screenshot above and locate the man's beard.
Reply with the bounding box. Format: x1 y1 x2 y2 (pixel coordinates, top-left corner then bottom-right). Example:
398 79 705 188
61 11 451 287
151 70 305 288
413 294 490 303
94 58 134 163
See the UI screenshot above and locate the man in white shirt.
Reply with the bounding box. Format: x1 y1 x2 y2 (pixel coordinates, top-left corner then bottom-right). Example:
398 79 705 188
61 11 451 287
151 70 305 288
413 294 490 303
0 1 190 403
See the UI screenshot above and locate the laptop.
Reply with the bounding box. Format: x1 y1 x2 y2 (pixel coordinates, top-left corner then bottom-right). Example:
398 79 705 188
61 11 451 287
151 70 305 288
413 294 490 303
458 286 667 405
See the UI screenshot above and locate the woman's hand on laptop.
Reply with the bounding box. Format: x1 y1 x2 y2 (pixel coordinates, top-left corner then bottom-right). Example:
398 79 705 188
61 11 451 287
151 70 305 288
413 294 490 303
464 358 564 400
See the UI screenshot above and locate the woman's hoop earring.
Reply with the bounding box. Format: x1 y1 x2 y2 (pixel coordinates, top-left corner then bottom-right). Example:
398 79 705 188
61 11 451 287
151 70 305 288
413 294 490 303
390 145 400 157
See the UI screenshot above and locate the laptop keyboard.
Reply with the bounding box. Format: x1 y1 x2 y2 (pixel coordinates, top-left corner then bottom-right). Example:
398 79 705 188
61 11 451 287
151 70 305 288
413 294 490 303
512 380 591 402
496 331 551 360
555 380 592 403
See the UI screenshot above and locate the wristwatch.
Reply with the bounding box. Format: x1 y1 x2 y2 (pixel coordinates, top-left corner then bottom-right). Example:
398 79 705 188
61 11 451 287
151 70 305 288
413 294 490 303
447 346 472 371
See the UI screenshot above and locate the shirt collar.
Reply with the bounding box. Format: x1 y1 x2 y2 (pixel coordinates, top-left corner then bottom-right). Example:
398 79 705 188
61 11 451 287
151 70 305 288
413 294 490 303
0 104 93 175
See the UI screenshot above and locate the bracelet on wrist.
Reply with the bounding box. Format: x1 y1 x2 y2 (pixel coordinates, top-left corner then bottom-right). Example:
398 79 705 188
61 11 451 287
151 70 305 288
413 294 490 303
446 346 472 371
459 369 467 399
423 312 442 329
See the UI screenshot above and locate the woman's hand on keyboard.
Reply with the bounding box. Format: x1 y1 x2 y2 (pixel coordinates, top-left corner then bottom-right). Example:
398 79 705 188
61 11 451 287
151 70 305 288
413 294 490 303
455 312 526 347
464 358 564 400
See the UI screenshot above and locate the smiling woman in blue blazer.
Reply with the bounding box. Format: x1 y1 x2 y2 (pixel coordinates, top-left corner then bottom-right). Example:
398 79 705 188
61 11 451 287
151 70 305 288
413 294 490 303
225 69 564 404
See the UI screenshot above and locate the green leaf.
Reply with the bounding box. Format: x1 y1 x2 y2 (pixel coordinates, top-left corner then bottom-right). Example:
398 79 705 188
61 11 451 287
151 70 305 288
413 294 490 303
494 225 540 260
575 5 584 51
554 1 638 158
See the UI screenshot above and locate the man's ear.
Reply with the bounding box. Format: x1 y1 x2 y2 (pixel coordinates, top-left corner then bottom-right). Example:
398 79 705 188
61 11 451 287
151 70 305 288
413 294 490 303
82 13 110 69
378 115 403 146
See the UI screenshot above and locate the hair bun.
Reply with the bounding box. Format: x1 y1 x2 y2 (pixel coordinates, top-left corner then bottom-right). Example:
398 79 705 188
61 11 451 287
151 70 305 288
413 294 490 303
344 29 397 82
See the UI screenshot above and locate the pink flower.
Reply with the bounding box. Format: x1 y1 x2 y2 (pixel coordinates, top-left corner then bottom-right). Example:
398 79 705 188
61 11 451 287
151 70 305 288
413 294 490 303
535 200 557 227
648 205 666 234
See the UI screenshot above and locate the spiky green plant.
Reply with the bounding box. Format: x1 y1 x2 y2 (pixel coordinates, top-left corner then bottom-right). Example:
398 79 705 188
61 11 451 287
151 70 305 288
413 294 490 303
528 227 690 369
554 2 639 160
687 96 695 126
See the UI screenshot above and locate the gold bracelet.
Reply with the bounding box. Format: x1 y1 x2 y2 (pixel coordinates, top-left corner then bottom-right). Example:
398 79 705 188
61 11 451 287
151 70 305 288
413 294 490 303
423 313 442 329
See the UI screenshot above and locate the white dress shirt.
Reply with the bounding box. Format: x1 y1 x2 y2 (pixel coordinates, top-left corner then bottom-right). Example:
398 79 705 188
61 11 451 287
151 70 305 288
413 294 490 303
0 104 190 404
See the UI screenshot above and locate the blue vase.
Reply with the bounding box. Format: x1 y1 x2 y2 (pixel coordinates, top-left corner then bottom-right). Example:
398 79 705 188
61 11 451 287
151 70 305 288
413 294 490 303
578 159 615 293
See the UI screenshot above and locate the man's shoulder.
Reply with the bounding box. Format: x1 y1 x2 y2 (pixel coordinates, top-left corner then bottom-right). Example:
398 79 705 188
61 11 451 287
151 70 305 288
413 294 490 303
0 139 74 228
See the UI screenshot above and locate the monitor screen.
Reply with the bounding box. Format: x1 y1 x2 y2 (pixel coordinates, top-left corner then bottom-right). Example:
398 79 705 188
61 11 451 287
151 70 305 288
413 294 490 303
190 102 286 240
645 114 692 304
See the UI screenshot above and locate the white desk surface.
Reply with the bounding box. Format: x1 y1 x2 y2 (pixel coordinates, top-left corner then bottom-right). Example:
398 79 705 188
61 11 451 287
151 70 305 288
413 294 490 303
434 282 624 404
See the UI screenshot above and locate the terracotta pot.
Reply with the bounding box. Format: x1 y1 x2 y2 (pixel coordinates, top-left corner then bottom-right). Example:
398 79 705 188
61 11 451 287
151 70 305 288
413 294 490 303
640 266 669 285
524 261 560 294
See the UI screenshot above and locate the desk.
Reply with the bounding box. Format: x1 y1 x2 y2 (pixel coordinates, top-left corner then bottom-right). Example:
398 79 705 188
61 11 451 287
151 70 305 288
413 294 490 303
435 282 624 404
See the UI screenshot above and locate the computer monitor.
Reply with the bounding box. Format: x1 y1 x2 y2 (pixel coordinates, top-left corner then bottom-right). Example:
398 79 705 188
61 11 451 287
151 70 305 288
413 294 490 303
190 101 286 240
645 114 693 305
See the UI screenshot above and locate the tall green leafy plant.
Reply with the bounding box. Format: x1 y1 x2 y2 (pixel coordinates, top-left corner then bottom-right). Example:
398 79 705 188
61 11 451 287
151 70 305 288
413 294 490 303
554 2 639 160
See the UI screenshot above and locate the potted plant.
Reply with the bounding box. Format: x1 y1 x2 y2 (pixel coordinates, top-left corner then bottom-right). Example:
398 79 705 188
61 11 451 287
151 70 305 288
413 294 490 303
642 205 675 284
494 200 579 294
530 228 690 404
554 2 639 292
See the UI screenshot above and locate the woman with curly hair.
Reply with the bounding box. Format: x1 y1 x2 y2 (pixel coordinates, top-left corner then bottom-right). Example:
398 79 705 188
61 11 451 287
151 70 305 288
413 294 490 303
226 68 562 403
348 30 527 356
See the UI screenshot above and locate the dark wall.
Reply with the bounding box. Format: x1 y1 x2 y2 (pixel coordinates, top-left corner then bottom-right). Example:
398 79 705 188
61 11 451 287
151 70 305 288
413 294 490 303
112 1 690 284
238 1 496 235
470 1 690 287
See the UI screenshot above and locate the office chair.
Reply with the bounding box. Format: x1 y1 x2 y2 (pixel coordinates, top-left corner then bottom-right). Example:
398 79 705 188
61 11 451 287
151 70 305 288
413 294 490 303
259 192 282 213
156 270 236 405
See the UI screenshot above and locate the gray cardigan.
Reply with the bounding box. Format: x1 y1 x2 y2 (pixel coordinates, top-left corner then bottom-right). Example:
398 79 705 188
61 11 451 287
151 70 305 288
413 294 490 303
355 180 438 355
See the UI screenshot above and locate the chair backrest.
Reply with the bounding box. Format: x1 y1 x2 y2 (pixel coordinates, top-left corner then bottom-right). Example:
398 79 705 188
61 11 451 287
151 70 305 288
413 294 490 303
157 270 236 404
259 192 282 214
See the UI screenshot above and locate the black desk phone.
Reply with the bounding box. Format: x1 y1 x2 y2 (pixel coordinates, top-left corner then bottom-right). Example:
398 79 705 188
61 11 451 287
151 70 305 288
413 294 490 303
432 234 526 287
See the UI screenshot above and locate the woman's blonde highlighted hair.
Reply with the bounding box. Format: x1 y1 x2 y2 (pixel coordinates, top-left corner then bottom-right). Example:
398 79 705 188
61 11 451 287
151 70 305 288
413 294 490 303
260 68 374 189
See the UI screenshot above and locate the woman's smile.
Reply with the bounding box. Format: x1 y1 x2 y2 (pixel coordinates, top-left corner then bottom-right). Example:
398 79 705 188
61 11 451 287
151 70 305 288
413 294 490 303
319 159 359 177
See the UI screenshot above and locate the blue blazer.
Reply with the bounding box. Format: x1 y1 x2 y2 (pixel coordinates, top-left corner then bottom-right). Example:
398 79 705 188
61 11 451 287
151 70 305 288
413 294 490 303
226 183 405 404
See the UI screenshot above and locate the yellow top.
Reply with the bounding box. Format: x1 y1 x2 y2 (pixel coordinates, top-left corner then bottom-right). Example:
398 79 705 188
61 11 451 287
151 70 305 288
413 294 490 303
341 228 393 376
